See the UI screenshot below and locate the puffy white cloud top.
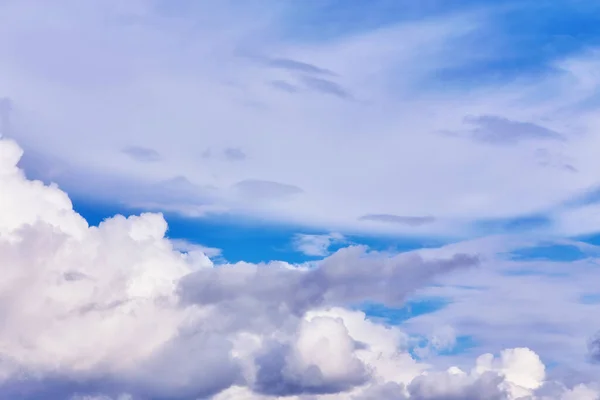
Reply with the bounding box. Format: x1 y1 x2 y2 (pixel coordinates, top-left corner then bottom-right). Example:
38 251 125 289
0 137 597 399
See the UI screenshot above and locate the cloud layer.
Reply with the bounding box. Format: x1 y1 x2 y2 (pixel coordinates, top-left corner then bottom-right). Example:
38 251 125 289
3 0 600 236
1 139 599 399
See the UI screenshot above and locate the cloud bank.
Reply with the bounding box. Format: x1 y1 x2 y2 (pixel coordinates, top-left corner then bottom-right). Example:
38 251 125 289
0 138 598 399
4 0 600 237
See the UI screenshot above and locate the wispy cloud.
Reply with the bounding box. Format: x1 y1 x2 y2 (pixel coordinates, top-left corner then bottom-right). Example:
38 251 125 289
266 57 336 76
3 0 599 237
460 115 565 145
122 146 162 163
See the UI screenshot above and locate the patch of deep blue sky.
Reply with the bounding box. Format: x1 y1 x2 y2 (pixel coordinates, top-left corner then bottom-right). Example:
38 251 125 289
71 197 442 264
158 0 600 88
282 0 600 87
73 196 596 264
360 301 477 358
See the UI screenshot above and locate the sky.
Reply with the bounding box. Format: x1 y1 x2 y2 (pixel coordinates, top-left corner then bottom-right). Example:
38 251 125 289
1 0 600 399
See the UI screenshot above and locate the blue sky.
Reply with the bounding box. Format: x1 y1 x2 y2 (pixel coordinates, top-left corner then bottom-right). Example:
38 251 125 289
2 0 600 398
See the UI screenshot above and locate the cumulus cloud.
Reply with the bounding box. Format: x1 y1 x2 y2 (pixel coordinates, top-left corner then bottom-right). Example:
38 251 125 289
0 137 598 399
292 233 345 256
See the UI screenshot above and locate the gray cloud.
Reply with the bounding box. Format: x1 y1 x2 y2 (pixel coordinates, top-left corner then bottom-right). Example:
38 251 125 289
267 58 336 76
0 376 119 400
223 147 247 161
301 76 351 99
233 179 303 199
352 382 408 400
131 332 241 399
253 341 368 396
463 115 564 145
360 214 436 226
408 371 508 400
0 335 240 400
179 247 479 318
588 332 600 363
122 146 162 163
173 247 479 397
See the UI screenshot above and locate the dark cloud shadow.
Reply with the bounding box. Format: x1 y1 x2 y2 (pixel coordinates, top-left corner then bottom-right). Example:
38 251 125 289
253 341 367 397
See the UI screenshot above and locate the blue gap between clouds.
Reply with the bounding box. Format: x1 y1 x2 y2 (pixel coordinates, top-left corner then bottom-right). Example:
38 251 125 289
358 297 479 358
73 198 317 264
358 297 450 325
508 244 587 262
282 1 600 86
498 243 588 277
473 214 552 235
71 198 438 264
580 294 600 305
430 0 600 87
409 335 478 360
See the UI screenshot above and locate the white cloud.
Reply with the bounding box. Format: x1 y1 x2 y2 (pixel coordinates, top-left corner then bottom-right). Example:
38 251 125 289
292 232 345 256
170 238 221 257
0 138 599 398
551 203 600 237
3 1 600 236
413 325 458 359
